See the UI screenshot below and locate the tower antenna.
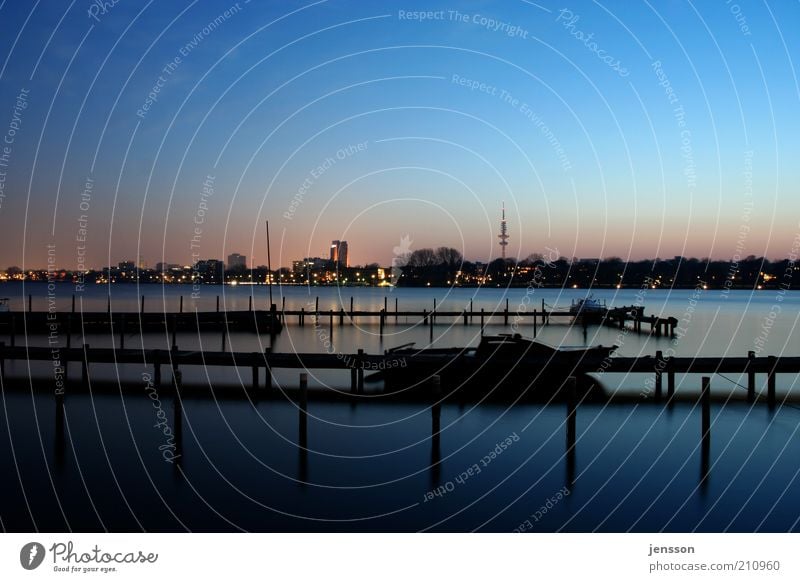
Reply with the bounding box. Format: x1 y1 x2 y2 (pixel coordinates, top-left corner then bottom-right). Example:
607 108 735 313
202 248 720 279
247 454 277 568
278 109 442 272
498 203 509 259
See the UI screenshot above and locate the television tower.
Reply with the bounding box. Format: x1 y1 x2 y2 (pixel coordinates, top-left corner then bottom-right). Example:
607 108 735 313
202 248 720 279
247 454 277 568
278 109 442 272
498 203 509 259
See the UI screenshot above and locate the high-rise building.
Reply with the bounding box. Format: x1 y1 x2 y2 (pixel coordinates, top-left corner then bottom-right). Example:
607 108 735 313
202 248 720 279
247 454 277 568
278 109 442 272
330 240 348 268
227 253 246 269
498 203 509 259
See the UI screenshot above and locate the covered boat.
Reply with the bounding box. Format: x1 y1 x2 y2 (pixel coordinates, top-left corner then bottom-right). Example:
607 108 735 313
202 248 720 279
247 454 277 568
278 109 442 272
376 333 616 401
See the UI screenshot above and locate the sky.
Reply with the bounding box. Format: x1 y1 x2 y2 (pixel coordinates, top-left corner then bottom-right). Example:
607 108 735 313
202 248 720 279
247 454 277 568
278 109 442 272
0 0 798 270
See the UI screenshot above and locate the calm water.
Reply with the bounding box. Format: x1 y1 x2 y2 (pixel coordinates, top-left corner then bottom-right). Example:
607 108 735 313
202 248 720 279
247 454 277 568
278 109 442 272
1 282 799 531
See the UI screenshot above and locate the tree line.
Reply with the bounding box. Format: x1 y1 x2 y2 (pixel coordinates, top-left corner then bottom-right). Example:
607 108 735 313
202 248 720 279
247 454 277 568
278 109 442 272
397 248 799 289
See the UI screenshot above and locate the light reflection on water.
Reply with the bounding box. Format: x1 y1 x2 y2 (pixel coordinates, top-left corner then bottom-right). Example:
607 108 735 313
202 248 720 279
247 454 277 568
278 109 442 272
1 283 800 531
2 391 800 531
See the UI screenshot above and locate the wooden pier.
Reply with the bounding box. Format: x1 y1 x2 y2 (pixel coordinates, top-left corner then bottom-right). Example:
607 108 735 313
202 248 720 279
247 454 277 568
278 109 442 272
0 305 282 336
278 297 679 338
0 343 792 405
5 294 678 339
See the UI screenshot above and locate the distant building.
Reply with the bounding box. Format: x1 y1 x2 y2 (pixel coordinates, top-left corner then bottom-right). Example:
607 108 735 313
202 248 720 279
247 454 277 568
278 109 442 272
330 240 348 268
155 262 181 272
227 253 246 269
302 257 329 270
193 259 223 284
118 260 135 272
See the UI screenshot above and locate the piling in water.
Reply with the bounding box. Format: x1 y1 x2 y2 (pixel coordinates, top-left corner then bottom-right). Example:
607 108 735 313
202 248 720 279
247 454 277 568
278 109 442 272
701 376 711 444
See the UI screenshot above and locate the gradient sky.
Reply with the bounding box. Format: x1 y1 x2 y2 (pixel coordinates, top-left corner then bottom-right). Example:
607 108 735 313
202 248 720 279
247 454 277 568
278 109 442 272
0 0 798 269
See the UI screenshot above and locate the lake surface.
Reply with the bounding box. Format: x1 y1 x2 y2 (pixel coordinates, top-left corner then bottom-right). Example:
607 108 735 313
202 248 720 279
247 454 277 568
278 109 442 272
1 282 799 531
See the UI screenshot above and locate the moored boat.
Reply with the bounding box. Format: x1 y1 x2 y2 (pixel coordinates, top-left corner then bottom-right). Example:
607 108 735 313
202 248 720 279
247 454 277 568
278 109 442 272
377 333 616 401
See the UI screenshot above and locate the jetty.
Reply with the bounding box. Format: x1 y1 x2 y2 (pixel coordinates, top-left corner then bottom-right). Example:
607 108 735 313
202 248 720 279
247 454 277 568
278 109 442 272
278 296 678 338
0 294 282 341
1 340 792 484
5 294 679 339
0 343 790 406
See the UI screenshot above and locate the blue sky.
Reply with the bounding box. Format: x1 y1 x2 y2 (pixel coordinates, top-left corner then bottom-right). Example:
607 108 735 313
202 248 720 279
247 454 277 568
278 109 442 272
0 0 797 269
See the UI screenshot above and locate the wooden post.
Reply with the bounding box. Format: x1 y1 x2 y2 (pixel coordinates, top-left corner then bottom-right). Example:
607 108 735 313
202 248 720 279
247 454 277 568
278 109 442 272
747 351 755 403
140 295 145 314
350 296 354 324
470 299 473 323
81 343 89 387
480 308 485 336
463 309 468 326
28 294 32 312
395 297 399 321
384 296 388 315
106 294 111 313
264 347 272 391
315 296 319 321
299 372 308 447
533 309 538 338
171 343 179 375
252 354 259 391
431 375 441 439
350 356 357 393
357 348 364 393
154 350 162 387
282 296 286 314
300 373 308 409
221 327 227 351
339 308 345 326
300 307 305 327
542 298 546 325
667 358 675 401
767 355 776 407
216 295 220 312
65 316 71 380
249 295 253 312
71 294 76 313
566 376 577 451
701 376 711 443
654 350 663 402
329 309 333 336
504 298 509 325
173 369 183 463
423 309 427 325
433 298 436 324
270 302 278 334
379 309 385 337
179 295 183 313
